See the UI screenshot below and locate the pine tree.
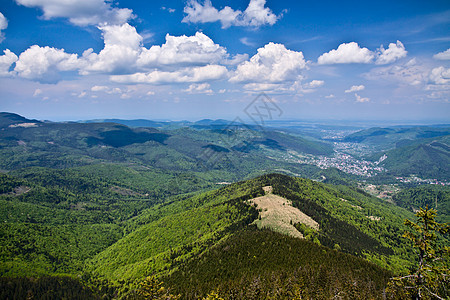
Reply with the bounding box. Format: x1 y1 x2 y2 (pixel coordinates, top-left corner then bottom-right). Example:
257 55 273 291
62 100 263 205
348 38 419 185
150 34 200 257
387 206 449 299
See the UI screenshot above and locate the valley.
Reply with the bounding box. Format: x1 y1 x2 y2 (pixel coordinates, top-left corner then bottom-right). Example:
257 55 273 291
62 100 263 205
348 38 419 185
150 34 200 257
0 112 448 299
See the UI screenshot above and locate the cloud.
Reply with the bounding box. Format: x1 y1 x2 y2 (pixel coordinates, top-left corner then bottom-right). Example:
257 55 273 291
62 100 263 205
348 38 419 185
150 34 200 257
364 58 428 86
429 66 450 85
182 0 279 29
182 0 240 28
240 37 255 47
33 88 42 97
15 0 133 26
241 0 279 27
376 40 407 65
161 7 175 13
345 85 365 93
355 93 370 103
365 59 449 98
14 45 79 83
110 64 228 84
230 42 306 84
91 85 109 92
137 32 227 68
82 28 228 75
91 85 127 94
318 42 374 64
81 23 142 75
0 12 7 43
325 94 335 98
184 83 213 94
4 24 232 85
306 80 324 88
299 80 324 94
242 82 289 92
0 49 18 76
433 49 450 60
318 41 407 65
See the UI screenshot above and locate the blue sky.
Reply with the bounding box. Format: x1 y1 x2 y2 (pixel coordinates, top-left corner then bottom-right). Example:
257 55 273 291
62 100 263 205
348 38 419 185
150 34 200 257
0 0 449 122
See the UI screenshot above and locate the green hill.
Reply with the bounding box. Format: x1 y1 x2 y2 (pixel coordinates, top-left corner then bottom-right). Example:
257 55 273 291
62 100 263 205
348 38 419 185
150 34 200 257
84 174 416 283
0 112 332 174
0 112 41 128
342 125 450 151
1 113 448 299
373 135 450 180
0 168 443 298
392 185 450 222
165 228 391 299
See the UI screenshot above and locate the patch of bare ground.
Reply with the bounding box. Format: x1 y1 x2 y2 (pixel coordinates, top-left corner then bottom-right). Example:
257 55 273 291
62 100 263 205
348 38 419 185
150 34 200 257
366 216 381 221
9 123 39 128
1 186 31 197
248 186 319 239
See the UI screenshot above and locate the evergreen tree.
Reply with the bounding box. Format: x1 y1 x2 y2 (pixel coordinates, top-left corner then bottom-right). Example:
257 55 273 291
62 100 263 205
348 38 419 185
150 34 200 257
387 206 449 299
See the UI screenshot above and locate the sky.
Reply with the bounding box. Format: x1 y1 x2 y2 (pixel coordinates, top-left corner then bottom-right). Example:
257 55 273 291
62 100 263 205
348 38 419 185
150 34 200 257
0 0 449 122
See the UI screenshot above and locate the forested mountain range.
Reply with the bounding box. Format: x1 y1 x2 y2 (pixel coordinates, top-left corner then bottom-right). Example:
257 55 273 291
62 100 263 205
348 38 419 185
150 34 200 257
0 112 448 299
342 125 450 150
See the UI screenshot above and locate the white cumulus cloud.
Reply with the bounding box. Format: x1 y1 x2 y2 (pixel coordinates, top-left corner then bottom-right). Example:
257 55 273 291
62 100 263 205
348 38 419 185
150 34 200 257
240 0 279 27
184 83 213 94
15 0 133 26
0 49 18 76
429 66 450 85
306 80 324 88
376 41 407 65
14 45 79 82
345 85 365 93
230 42 306 84
433 49 450 60
0 12 8 43
137 32 227 68
81 23 142 75
318 42 374 64
183 0 279 29
110 64 228 84
5 24 234 85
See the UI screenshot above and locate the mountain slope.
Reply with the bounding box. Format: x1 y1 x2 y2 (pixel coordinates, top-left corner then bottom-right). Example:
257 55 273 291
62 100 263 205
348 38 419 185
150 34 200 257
374 135 450 180
0 112 41 127
0 170 432 299
0 112 332 174
343 125 450 150
165 228 391 299
85 174 416 285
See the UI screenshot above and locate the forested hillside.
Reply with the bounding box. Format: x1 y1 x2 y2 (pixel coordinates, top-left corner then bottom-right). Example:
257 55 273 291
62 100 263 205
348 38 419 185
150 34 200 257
0 113 448 299
1 171 428 298
373 135 450 180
